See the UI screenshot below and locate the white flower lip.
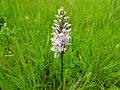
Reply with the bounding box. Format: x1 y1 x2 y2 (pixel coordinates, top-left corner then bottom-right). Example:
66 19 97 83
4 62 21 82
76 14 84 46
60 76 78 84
51 7 71 58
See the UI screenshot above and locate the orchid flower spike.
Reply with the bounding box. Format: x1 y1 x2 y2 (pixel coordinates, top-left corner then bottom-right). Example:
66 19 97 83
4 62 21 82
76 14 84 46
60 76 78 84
51 7 71 58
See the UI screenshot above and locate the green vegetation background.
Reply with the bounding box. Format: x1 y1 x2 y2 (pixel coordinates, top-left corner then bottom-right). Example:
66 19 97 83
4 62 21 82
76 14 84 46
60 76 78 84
0 0 120 90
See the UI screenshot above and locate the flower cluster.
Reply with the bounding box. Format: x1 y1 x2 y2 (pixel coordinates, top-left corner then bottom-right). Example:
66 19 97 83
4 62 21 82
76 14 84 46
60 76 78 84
51 7 71 58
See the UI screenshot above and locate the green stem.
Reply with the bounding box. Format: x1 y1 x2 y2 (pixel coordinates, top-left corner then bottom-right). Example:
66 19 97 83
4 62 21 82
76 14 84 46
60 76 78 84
61 52 64 90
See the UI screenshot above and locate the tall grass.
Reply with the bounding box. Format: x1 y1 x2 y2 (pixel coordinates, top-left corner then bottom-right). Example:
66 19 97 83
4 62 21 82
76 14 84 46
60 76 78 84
0 0 120 90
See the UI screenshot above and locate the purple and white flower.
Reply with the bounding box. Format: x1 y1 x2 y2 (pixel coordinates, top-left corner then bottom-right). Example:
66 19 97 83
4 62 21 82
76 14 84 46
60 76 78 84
51 7 71 58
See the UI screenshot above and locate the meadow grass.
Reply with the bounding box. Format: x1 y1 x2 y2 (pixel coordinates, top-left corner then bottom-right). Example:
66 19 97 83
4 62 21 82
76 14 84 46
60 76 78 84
0 0 120 90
